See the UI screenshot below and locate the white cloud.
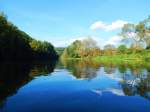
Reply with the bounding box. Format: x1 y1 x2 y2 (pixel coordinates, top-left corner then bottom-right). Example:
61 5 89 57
90 21 106 31
91 88 124 96
106 35 122 45
90 20 128 31
107 20 128 31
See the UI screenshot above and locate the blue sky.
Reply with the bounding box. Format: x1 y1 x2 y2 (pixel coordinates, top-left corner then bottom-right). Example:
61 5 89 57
0 0 150 47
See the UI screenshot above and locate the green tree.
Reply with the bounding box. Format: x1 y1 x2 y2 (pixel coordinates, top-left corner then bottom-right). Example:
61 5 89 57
0 12 58 61
117 44 127 54
120 23 140 50
120 15 150 50
61 37 101 58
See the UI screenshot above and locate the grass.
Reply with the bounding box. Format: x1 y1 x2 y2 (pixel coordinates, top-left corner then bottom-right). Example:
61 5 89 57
61 50 150 64
93 55 143 63
93 51 150 63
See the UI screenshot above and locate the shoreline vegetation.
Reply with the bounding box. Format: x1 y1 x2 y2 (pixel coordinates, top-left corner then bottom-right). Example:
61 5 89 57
0 13 58 61
1 11 150 64
61 15 150 64
60 42 150 64
61 47 150 64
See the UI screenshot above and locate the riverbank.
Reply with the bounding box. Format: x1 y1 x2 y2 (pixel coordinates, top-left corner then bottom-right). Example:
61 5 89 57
61 51 150 64
93 52 150 63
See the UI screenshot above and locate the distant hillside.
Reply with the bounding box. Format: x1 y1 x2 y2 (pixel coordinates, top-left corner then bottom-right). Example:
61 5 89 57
55 47 65 56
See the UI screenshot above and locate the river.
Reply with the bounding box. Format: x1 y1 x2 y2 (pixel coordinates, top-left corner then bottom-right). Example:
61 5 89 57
0 60 150 112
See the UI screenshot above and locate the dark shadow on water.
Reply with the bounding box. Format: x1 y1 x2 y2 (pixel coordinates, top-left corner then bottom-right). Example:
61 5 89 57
0 60 57 108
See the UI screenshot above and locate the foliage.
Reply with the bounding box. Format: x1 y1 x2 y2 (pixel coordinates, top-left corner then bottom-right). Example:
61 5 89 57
0 13 58 61
120 16 150 50
117 44 127 54
29 40 58 60
103 44 116 55
61 37 101 58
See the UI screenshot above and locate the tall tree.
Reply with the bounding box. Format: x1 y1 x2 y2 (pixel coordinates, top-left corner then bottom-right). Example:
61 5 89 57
120 15 150 50
61 37 101 58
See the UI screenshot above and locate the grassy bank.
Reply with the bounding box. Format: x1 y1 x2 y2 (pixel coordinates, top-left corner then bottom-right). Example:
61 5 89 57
93 55 143 63
61 50 150 64
93 52 150 63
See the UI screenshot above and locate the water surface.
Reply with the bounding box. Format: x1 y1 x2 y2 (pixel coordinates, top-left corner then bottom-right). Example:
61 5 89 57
0 60 150 112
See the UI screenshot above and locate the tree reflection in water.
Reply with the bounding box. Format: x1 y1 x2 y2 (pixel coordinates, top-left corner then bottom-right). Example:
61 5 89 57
60 59 101 80
0 61 57 107
121 67 150 100
1 59 150 109
61 59 150 100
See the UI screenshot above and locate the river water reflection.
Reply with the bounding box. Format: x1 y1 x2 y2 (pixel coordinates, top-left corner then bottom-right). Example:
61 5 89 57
0 60 150 112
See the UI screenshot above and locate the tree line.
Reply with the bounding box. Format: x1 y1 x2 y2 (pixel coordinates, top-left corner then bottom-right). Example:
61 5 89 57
61 15 150 59
0 13 58 61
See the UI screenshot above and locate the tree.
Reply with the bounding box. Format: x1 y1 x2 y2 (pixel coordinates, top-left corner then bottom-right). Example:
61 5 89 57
117 45 127 54
0 13 32 60
29 40 58 60
120 23 140 51
104 44 116 55
61 37 101 58
80 37 99 57
0 12 58 61
120 15 150 50
143 16 150 49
